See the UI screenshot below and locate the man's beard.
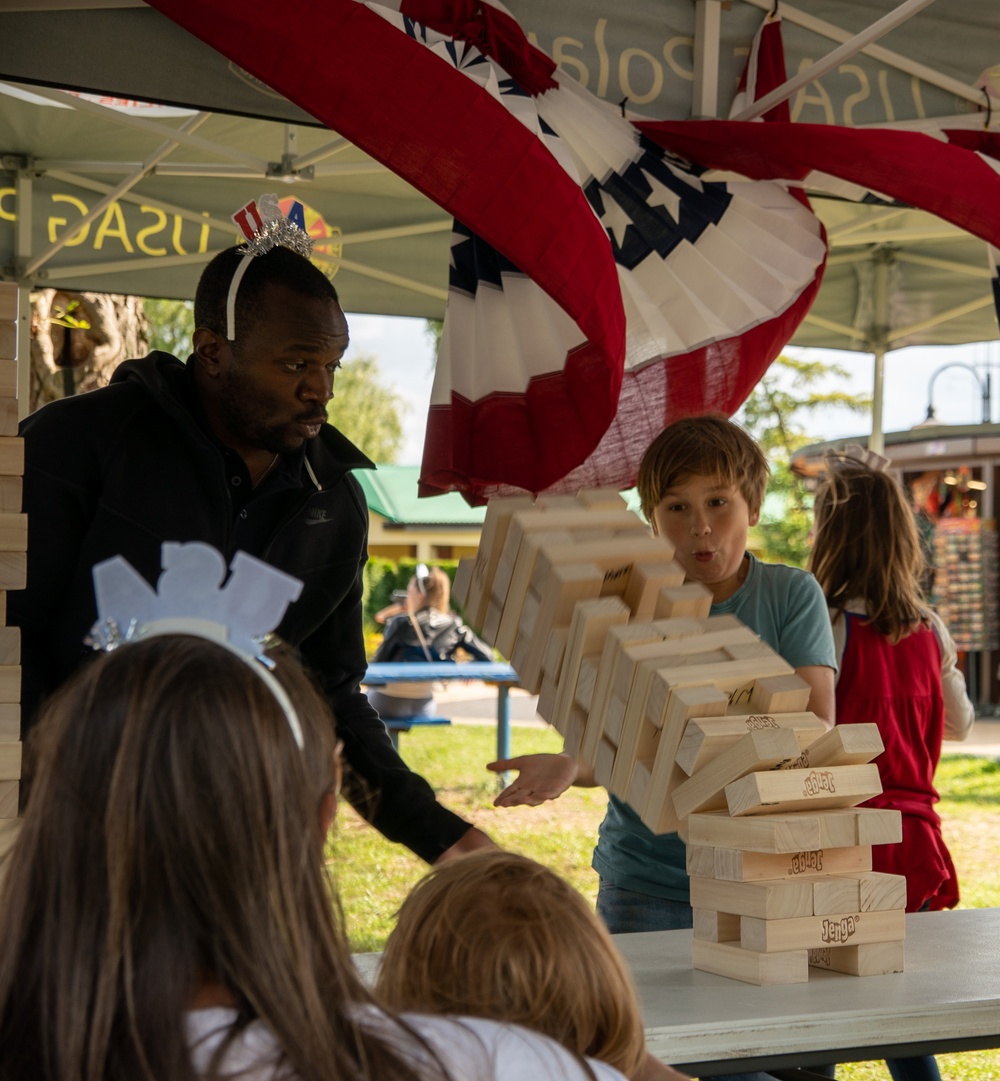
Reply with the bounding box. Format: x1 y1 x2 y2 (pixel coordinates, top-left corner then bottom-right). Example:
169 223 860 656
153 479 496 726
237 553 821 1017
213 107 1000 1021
215 371 319 455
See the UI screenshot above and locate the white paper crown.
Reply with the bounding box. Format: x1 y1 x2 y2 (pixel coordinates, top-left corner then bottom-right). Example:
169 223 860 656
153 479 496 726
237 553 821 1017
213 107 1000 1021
226 193 314 340
87 542 306 748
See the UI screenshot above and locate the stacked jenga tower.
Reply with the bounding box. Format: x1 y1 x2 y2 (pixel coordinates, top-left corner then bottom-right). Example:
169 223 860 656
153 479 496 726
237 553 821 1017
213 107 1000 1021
0 282 23 825
454 492 906 986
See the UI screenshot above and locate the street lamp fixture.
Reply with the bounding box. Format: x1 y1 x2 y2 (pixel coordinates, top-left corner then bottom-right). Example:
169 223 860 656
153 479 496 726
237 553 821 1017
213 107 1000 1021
914 362 991 428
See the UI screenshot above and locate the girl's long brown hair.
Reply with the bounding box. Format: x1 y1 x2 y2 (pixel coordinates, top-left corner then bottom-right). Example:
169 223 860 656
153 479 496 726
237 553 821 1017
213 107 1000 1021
0 636 441 1081
377 850 645 1079
809 462 929 643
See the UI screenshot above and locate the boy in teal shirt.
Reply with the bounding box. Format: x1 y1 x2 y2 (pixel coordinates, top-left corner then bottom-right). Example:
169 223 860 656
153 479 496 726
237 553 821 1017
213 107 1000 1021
491 418 837 1079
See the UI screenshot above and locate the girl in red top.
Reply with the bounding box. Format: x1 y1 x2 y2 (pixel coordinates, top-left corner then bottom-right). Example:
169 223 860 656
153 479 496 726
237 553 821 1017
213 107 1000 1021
809 453 974 1081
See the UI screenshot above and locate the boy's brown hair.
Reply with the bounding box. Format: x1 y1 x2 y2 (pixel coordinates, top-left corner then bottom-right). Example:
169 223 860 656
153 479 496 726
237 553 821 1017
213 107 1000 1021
636 415 770 523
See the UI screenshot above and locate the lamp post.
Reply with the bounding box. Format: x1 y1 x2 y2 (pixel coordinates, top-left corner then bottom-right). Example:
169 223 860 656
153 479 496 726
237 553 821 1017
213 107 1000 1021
916 362 992 427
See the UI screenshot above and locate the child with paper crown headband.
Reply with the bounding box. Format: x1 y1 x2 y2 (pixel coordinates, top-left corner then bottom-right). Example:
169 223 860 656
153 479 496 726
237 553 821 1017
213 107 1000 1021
0 554 627 1081
809 452 974 1081
377 850 689 1081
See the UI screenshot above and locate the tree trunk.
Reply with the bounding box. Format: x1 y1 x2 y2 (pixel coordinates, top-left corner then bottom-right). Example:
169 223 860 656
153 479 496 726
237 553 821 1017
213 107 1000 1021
28 291 150 414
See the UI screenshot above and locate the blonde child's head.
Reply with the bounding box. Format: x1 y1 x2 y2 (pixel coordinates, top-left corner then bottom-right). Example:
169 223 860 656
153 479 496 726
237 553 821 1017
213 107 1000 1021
809 459 927 642
376 850 646 1078
636 415 769 524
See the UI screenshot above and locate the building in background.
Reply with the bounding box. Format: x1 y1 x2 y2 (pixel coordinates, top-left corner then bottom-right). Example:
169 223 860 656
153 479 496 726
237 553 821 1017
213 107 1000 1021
354 465 485 562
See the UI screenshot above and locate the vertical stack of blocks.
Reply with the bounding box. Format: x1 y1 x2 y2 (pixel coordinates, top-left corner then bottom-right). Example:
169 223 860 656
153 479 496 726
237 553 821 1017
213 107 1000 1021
454 492 907 986
0 282 23 822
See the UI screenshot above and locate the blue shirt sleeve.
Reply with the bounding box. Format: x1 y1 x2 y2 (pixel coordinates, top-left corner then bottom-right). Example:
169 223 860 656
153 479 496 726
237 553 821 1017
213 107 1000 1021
775 567 837 672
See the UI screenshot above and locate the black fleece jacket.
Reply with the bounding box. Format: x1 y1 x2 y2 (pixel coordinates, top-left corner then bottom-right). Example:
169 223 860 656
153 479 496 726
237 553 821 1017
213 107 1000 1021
9 352 471 861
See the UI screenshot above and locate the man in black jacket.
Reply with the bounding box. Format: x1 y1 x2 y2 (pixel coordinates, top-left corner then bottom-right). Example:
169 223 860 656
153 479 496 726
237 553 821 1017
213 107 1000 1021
10 244 492 864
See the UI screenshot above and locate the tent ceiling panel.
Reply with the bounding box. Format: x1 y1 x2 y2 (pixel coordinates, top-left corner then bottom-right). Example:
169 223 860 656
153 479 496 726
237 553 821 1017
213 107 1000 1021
1 1 998 345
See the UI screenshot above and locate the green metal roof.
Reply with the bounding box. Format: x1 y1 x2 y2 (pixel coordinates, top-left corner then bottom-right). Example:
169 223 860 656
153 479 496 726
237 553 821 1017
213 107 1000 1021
353 466 487 526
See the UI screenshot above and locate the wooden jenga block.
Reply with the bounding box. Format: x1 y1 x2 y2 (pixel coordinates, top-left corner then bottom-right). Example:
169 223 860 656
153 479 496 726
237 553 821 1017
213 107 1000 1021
725 764 883 817
493 526 575 655
452 556 475 610
811 875 862 915
0 326 15 363
692 939 809 985
0 477 21 512
594 736 617 789
534 494 588 511
529 533 675 601
482 595 504 644
575 487 629 510
676 712 827 776
748 673 811 713
541 627 568 682
536 673 558 722
520 568 613 694
0 513 27 552
625 751 655 811
781 723 883 771
573 655 599 712
563 705 588 759
692 907 741 942
855 807 903 846
0 780 17 818
0 589 5 624
0 626 19 665
686 845 716 878
655 582 713 619
714 845 873 882
622 560 686 621
0 665 19 702
688 809 873 854
464 496 536 631
0 741 20 780
603 692 628 744
550 596 631 732
0 557 27 592
0 398 17 438
859 871 907 912
579 617 718 767
0 703 18 741
0 283 17 322
741 908 905 953
639 685 729 834
808 940 905 976
692 875 815 920
0 438 24 477
671 728 801 819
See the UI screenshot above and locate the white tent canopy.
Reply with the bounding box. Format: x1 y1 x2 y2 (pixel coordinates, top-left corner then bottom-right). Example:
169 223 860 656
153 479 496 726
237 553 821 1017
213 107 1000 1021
2 0 999 446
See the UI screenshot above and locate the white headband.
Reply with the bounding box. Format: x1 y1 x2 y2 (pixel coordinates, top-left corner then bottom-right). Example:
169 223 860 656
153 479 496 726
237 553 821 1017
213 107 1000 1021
87 543 306 749
226 193 314 341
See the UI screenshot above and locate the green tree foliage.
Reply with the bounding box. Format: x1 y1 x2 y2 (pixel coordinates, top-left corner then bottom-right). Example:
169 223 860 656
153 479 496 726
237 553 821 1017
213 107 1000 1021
737 354 871 568
142 298 194 357
327 353 405 464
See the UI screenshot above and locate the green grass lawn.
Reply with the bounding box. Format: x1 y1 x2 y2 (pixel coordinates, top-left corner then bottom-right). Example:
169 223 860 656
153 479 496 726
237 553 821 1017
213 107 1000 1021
332 728 1000 1080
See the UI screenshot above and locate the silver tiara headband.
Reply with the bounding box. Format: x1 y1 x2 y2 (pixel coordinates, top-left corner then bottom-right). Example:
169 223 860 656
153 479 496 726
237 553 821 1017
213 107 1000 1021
226 193 314 341
86 542 306 749
823 443 891 473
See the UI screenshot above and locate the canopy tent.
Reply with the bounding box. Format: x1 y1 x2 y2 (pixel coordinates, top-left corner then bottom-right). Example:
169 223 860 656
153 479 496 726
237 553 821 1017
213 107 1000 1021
2 0 999 486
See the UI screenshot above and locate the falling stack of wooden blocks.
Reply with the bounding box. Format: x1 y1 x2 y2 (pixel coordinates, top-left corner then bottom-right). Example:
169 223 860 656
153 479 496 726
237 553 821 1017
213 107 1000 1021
0 281 22 823
454 492 906 985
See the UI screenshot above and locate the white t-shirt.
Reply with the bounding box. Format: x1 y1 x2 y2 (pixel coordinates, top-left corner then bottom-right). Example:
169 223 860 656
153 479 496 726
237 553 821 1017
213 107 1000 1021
186 1005 627 1081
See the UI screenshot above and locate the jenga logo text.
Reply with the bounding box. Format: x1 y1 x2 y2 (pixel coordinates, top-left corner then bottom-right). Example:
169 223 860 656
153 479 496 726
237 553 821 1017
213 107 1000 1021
728 684 753 706
786 751 810 770
802 770 836 797
603 564 631 585
787 850 824 875
744 715 778 730
822 915 860 944
808 948 832 967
